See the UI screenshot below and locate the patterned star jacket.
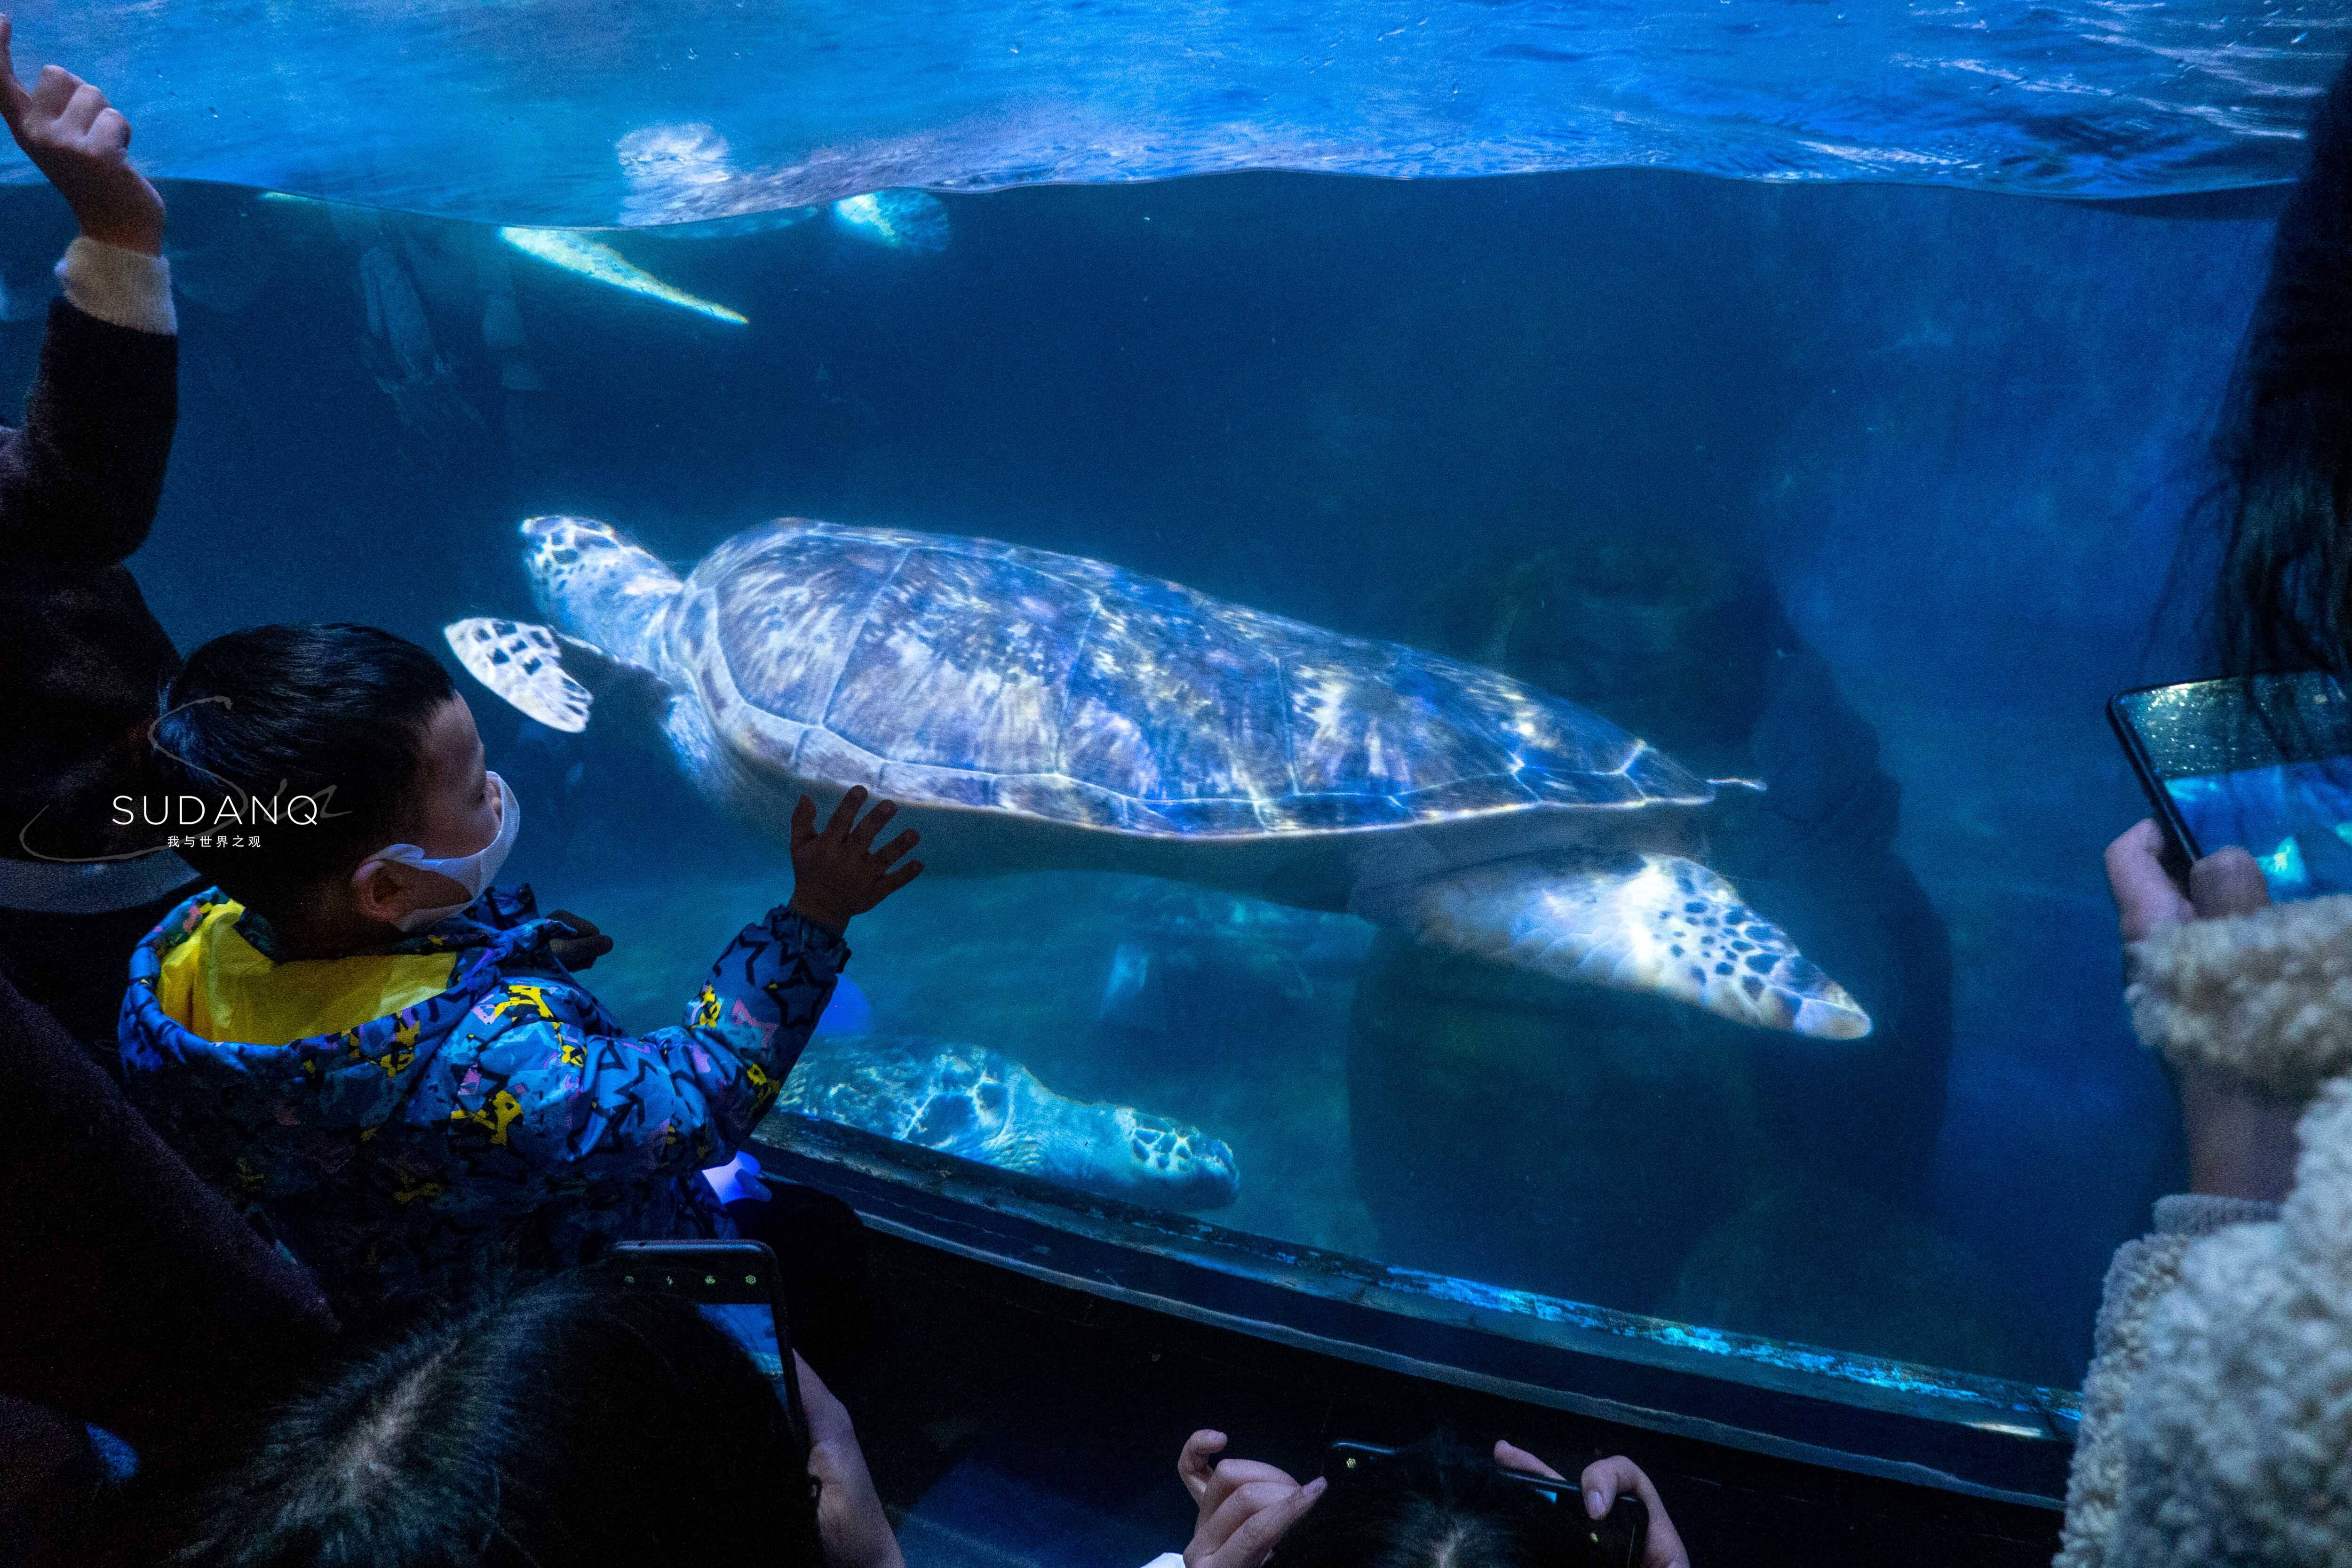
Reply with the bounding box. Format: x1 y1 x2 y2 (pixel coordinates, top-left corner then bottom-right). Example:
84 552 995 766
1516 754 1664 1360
118 883 845 1325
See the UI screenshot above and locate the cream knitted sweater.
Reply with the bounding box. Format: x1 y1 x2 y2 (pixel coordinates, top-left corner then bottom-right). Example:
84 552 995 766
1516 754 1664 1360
2057 893 2352 1568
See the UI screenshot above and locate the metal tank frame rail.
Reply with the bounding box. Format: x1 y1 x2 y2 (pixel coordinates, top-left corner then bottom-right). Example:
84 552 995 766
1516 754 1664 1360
750 1111 2079 1509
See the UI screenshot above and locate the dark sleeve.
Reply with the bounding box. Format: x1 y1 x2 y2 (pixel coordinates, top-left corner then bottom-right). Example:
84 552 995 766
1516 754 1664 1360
0 297 178 569
0 971 337 1456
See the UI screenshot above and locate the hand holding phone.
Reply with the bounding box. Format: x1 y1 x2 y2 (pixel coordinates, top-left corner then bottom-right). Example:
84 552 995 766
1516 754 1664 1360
1538 1448 1689 1568
2111 673 2352 902
1324 1441 1661 1568
1178 1430 1327 1568
603 1240 810 1451
2105 820 2270 944
799 1353 905 1568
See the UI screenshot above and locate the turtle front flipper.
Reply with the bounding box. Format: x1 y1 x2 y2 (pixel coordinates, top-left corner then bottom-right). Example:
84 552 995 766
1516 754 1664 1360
1397 851 1872 1040
445 617 675 739
445 619 594 732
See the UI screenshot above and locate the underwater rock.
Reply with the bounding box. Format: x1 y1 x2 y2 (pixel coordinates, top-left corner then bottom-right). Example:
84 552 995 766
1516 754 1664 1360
1411 539 1954 1207
1661 1183 2057 1383
1348 925 1758 1311
776 1033 1240 1210
1090 879 1366 1052
830 191 952 253
354 242 485 458
1347 538 1957 1326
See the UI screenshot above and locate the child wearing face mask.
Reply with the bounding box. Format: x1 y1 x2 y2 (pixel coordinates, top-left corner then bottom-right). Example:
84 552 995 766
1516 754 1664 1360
117 623 923 1329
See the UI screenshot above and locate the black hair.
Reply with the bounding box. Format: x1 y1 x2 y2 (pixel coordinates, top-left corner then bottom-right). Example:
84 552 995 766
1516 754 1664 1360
149 624 458 913
2210 59 2352 679
174 1270 821 1568
1272 1434 1573 1568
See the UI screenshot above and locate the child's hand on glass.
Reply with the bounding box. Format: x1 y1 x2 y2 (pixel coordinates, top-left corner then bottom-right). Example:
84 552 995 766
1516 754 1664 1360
787 786 923 934
0 16 165 255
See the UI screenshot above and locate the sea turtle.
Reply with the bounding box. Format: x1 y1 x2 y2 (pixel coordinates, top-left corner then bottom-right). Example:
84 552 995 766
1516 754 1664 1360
447 515 1872 1039
774 1034 1241 1209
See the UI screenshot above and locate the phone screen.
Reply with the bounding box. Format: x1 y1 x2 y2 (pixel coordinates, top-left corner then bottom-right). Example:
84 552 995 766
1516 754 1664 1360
698 1300 787 1381
2114 674 2352 901
604 1241 804 1445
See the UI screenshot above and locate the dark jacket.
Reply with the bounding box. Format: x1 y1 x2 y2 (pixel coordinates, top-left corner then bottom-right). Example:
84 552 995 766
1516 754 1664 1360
0 966 337 1457
0 281 336 1472
0 296 179 866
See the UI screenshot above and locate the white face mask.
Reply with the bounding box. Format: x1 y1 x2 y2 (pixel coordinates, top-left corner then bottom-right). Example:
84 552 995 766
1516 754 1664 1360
368 772 520 933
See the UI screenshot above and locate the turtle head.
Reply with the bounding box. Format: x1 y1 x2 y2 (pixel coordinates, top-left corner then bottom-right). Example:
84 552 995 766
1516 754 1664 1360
1111 1109 1239 1210
521 514 683 671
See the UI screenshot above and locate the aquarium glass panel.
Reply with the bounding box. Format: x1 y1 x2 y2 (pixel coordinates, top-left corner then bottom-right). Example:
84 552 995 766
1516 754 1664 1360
0 0 2325 1409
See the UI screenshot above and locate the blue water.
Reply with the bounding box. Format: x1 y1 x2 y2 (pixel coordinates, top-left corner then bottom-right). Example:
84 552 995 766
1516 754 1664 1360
0 0 2344 223
0 0 2311 1403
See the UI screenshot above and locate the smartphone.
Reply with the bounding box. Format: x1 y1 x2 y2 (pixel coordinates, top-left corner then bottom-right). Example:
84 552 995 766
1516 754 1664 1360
1324 1441 1648 1568
2111 673 2352 901
604 1240 809 1451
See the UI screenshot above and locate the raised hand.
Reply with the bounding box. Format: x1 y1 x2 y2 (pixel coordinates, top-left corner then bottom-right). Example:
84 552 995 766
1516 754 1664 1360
0 14 163 254
787 786 923 934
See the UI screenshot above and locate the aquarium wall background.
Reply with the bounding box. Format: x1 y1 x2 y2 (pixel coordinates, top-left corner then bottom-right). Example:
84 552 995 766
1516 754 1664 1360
0 0 2321 1391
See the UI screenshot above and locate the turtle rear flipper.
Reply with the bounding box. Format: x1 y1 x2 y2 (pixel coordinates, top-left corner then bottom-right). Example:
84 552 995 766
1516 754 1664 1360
1399 851 1873 1040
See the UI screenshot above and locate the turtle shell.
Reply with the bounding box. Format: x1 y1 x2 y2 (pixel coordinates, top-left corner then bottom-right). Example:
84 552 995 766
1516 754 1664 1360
676 519 1708 837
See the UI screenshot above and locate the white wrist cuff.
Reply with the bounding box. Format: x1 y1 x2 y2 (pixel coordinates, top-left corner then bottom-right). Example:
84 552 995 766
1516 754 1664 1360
55 236 177 336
